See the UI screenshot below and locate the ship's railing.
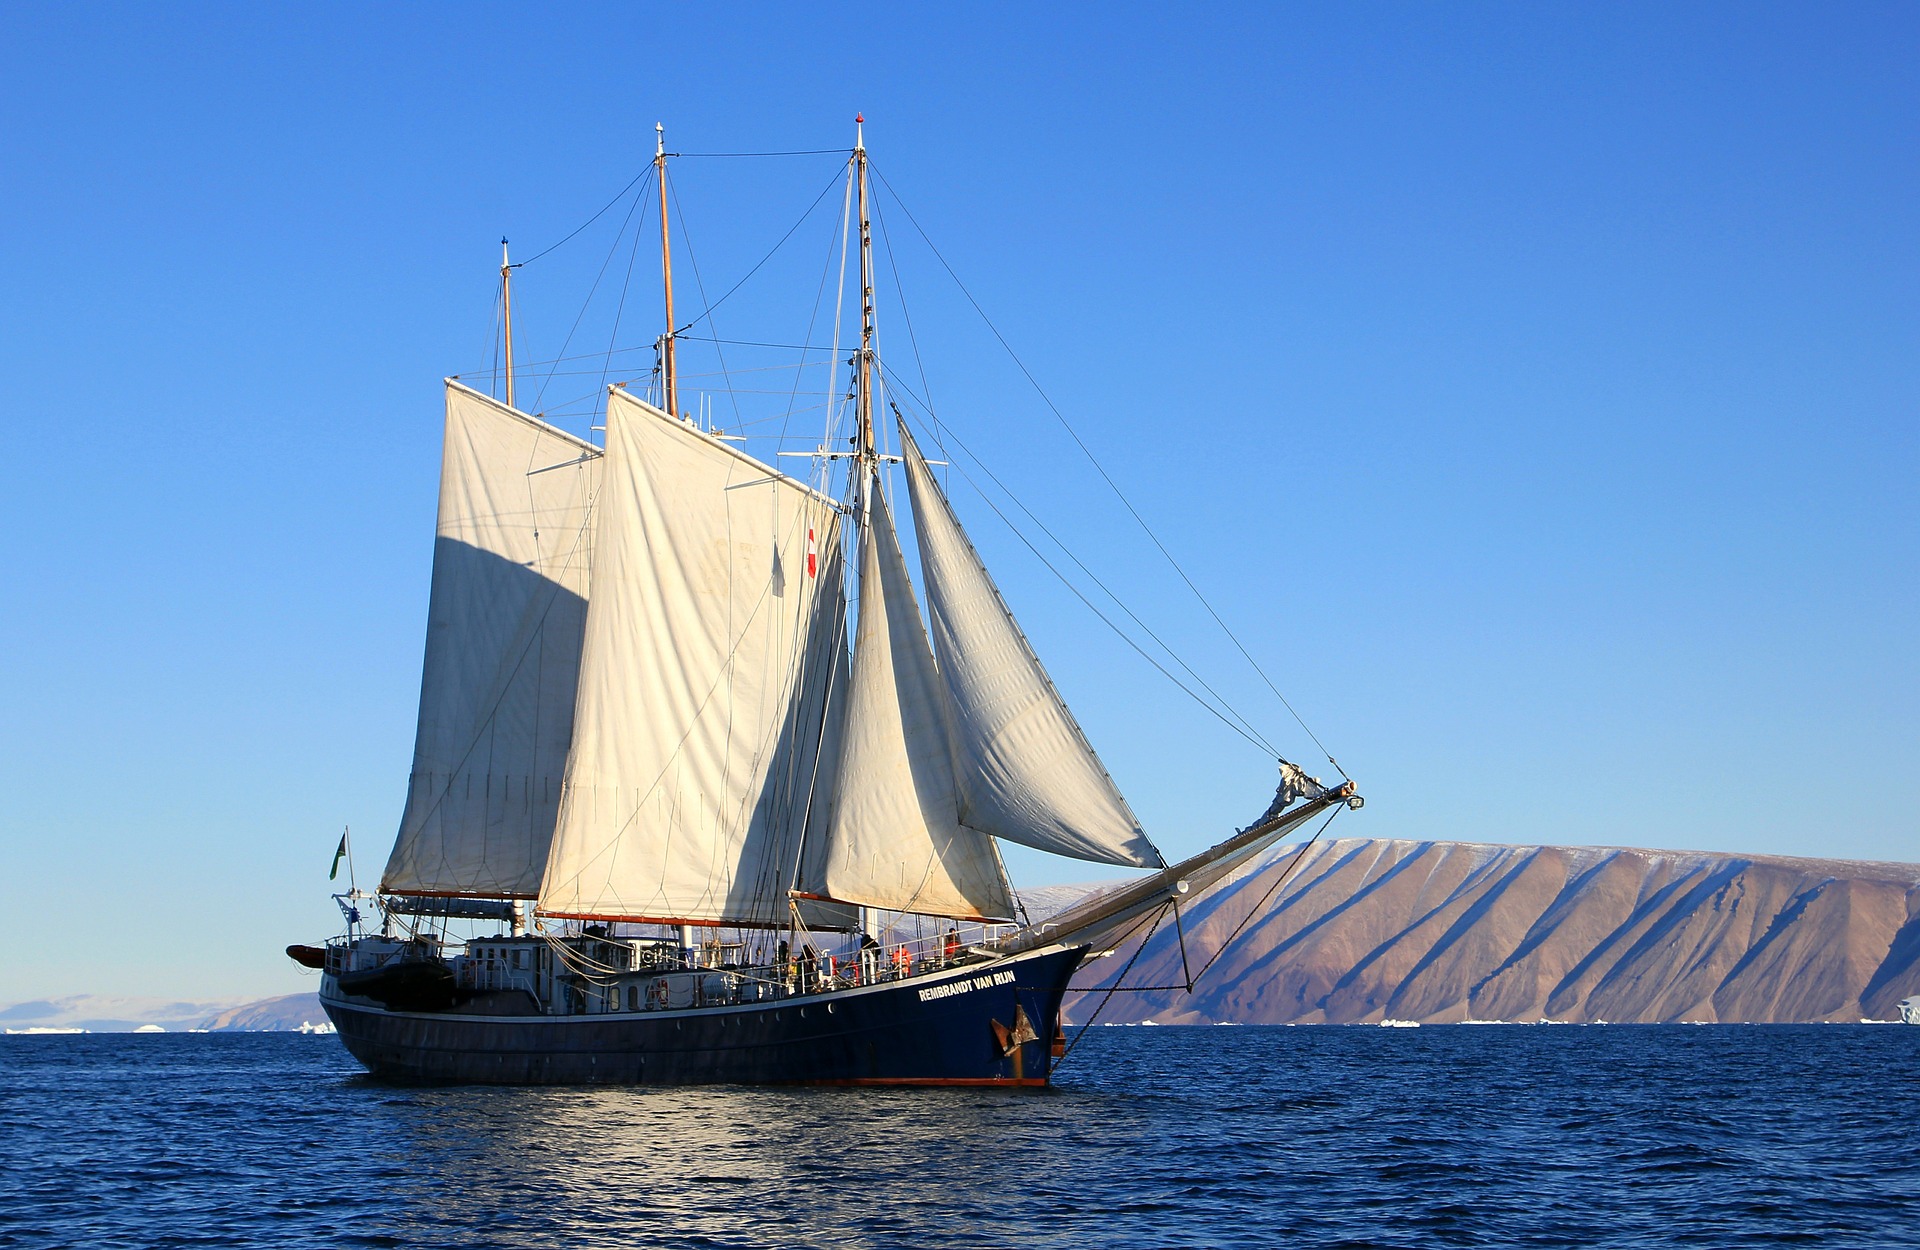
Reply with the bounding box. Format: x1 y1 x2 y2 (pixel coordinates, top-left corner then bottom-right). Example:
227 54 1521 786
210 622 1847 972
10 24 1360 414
535 923 1018 1014
628 923 1016 1009
323 936 439 976
330 922 1019 1014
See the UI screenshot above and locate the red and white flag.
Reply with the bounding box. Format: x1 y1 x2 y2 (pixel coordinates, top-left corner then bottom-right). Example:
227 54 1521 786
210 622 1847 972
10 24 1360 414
806 527 817 579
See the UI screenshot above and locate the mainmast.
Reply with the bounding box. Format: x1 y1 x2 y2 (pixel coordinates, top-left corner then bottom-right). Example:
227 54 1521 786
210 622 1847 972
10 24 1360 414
500 237 516 410
854 115 877 502
852 115 879 944
656 122 679 420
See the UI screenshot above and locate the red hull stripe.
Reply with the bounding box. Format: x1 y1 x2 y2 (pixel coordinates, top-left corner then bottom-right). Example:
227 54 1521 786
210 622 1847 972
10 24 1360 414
791 1077 1049 1087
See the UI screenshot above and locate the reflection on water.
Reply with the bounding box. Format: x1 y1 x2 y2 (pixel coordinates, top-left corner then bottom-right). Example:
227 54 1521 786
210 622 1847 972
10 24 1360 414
3 1026 1918 1248
371 1082 1103 1248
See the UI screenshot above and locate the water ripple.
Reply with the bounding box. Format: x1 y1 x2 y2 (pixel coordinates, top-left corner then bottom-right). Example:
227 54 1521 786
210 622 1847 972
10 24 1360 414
2 1026 1918 1247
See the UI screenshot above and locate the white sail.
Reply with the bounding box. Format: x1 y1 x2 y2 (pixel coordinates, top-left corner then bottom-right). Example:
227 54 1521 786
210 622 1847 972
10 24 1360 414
802 483 1016 922
900 424 1161 869
382 382 602 898
538 389 846 926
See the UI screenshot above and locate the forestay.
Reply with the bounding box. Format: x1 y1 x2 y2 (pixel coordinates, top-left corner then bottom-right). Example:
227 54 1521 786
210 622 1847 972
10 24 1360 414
801 484 1016 921
900 424 1161 870
382 382 602 899
539 388 845 926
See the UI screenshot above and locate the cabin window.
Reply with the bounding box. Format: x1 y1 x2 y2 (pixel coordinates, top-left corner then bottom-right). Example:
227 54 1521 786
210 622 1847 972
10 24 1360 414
627 985 640 1011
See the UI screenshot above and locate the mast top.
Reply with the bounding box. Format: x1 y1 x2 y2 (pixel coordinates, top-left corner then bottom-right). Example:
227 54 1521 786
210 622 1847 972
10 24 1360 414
655 121 665 157
853 116 874 464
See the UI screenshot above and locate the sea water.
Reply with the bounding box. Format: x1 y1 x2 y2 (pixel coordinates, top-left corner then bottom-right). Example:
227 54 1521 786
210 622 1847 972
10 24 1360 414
2 1025 1915 1248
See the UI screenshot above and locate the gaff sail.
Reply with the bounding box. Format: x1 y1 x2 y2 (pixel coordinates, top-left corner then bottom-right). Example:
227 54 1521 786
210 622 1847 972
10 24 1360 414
381 382 602 900
537 388 847 927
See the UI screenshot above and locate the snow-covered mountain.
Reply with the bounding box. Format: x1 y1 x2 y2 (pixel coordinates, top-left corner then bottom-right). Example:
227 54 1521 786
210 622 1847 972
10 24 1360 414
18 839 1917 1032
1065 837 1920 1024
0 994 254 1033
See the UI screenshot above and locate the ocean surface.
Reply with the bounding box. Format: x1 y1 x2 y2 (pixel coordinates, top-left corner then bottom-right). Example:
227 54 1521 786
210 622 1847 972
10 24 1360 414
2 1025 1916 1249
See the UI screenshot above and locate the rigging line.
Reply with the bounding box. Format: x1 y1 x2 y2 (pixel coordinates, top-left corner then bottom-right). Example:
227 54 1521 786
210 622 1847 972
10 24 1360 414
665 170 743 429
870 165 1343 776
824 160 856 470
1053 902 1172 1071
596 183 652 403
672 166 848 338
488 283 503 402
677 335 855 352
884 372 1278 756
670 148 852 158
777 158 856 474
887 381 1277 755
869 183 944 463
1189 804 1342 986
517 167 651 267
917 425 1276 755
532 166 655 413
519 375 833 392
463 343 655 374
678 361 828 378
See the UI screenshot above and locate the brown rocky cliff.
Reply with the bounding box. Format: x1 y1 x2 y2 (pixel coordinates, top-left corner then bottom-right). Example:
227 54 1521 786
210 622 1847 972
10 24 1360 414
1063 838 1920 1024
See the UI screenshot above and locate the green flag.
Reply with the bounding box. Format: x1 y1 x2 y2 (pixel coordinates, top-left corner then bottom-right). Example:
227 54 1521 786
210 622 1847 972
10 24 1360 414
329 832 348 881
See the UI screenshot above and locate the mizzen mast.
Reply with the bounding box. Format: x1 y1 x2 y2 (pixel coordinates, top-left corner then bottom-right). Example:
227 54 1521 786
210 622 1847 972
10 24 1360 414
499 237 516 409
656 122 679 419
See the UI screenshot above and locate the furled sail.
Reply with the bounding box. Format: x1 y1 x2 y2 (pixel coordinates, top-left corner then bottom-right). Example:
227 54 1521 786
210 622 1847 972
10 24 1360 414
800 483 1016 922
538 388 846 926
381 382 602 898
899 424 1162 870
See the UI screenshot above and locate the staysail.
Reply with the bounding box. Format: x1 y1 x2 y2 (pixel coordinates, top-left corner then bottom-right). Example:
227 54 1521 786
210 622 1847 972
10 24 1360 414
800 483 1016 921
899 424 1162 870
538 388 846 926
381 381 602 899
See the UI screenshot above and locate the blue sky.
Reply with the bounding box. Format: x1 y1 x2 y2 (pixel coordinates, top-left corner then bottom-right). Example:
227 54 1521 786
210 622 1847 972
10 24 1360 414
2 4 1913 1001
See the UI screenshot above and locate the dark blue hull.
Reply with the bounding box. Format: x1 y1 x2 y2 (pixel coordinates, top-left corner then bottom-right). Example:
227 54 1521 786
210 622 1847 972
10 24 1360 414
321 944 1084 1085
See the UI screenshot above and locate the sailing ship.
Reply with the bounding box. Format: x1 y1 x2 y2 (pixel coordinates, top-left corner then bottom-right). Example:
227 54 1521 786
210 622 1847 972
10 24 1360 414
306 122 1360 1084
